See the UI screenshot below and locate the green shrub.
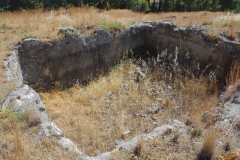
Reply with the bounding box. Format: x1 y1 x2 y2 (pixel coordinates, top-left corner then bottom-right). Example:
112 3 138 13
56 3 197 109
130 0 150 12
100 21 122 31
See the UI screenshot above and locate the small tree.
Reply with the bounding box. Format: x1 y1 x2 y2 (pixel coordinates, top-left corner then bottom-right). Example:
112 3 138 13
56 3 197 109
20 0 42 9
199 0 213 11
219 0 237 11
185 0 197 11
151 0 156 12
174 0 185 11
158 0 163 12
42 0 67 9
130 0 150 12
162 0 173 12
138 0 150 12
211 0 221 11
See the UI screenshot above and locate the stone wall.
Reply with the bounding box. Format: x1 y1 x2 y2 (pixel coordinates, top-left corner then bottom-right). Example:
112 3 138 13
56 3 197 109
17 21 240 88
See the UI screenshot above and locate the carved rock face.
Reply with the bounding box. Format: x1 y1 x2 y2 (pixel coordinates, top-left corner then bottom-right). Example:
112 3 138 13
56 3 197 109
17 21 240 89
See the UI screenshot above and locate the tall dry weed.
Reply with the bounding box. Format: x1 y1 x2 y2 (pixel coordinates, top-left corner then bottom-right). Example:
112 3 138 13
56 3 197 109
197 129 219 160
226 61 240 86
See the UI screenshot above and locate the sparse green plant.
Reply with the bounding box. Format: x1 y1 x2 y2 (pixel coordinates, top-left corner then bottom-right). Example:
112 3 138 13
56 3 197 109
100 21 122 31
0 24 6 30
12 111 26 123
22 32 29 39
0 109 25 123
22 80 29 85
73 29 81 38
201 11 208 16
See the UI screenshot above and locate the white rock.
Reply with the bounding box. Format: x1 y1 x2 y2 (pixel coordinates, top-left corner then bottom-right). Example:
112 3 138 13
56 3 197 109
60 137 81 154
40 122 63 137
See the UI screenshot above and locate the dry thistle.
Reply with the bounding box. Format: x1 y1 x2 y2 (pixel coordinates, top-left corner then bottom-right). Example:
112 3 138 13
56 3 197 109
134 138 143 158
222 79 240 105
226 19 237 41
197 129 219 160
226 61 240 86
226 30 237 41
170 134 179 144
25 109 41 127
223 141 231 152
164 128 172 135
185 119 193 126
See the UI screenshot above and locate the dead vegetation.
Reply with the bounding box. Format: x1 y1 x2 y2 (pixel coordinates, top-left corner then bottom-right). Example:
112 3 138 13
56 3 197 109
0 109 77 159
197 130 219 160
40 47 220 157
221 62 240 105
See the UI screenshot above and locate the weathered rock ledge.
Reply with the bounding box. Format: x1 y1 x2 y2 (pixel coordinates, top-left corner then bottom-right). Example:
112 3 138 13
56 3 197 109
15 21 240 89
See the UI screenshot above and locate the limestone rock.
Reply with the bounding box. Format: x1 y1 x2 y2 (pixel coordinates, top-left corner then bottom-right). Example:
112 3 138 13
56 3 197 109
39 122 63 137
60 137 81 154
122 129 131 139
148 104 160 114
3 49 23 86
1 85 48 123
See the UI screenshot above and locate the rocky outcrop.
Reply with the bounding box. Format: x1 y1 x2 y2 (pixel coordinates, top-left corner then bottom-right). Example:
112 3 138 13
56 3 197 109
145 23 240 83
3 48 23 86
80 120 187 160
2 85 48 124
17 21 240 89
202 79 240 132
18 25 146 88
1 85 85 157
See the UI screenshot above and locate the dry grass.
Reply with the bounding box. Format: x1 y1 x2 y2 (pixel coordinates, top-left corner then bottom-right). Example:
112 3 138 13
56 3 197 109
221 62 240 104
197 129 219 160
25 109 41 127
226 61 240 87
0 109 77 159
40 54 219 156
111 126 199 160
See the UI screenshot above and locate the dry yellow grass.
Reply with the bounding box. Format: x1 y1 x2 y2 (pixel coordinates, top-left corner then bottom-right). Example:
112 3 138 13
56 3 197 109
197 129 220 160
0 110 77 159
40 58 219 156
